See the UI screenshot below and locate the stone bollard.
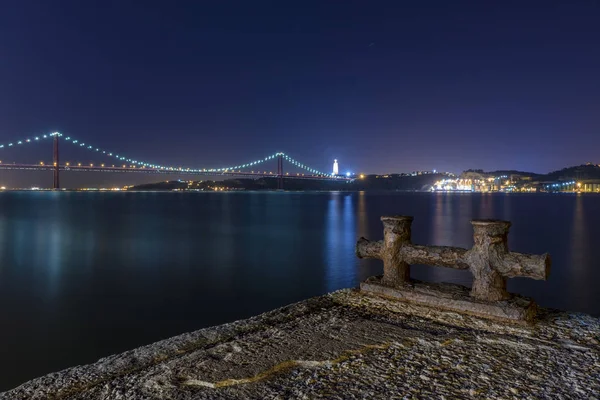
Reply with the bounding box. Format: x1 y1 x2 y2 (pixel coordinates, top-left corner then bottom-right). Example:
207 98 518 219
356 216 413 286
467 220 512 301
380 216 412 286
356 215 551 323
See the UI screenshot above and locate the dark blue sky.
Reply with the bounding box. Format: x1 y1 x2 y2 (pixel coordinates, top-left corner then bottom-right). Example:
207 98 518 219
0 0 599 185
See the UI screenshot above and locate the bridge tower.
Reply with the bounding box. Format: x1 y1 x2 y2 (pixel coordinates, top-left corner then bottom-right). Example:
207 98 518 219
277 154 283 190
53 134 59 190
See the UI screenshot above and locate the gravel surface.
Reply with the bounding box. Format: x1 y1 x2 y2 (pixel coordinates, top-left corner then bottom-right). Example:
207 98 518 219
2 289 599 399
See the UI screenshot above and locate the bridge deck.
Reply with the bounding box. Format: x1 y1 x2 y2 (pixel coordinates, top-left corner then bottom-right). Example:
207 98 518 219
0 164 350 181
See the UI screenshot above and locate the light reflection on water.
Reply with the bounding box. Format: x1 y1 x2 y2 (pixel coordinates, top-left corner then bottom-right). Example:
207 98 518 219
0 191 598 391
325 193 357 292
568 194 589 308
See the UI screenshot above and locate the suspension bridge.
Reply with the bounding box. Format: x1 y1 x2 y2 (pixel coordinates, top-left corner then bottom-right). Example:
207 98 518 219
0 132 351 189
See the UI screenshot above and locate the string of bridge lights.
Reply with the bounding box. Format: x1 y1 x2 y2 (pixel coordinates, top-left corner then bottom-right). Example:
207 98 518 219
0 132 60 149
0 132 332 176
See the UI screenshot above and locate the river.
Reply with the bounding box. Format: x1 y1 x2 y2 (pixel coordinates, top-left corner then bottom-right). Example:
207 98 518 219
0 191 598 391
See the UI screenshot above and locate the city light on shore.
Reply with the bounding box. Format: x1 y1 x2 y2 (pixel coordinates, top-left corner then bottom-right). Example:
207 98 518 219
431 174 599 193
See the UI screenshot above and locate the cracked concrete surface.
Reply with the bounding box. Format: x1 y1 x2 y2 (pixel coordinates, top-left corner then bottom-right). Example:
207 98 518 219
2 289 599 399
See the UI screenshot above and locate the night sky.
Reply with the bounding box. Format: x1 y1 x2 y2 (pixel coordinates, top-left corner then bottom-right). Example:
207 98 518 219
0 1 599 187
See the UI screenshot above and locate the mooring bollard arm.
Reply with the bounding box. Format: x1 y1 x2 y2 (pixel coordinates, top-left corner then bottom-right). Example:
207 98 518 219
400 244 470 269
498 252 551 280
356 237 383 259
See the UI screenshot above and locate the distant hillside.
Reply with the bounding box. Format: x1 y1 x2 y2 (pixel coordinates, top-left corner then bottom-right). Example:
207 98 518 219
541 164 600 181
125 165 600 192
127 173 446 192
349 173 446 191
461 164 600 183
487 170 543 178
127 178 350 191
129 181 188 191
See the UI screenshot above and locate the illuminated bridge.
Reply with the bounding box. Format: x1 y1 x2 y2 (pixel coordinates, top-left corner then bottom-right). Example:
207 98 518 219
0 132 351 189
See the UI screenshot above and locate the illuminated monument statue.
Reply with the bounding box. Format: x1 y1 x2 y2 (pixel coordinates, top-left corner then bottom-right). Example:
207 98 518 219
333 159 339 175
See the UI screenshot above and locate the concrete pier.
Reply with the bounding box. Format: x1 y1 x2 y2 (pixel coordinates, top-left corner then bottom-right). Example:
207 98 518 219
2 289 599 399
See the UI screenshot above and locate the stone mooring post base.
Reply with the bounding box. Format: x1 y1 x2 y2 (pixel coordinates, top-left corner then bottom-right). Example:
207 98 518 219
360 276 537 324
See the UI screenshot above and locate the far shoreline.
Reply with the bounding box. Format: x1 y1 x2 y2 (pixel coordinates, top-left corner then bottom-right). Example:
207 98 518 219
0 188 596 194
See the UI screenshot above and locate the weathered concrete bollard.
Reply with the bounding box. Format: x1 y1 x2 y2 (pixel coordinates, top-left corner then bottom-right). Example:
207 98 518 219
380 216 412 285
356 216 551 323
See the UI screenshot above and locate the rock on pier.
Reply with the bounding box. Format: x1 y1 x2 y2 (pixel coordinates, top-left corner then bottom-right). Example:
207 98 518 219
2 289 599 399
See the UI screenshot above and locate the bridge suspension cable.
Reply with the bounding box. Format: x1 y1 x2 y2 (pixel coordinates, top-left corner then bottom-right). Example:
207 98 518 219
0 132 332 176
0 132 59 149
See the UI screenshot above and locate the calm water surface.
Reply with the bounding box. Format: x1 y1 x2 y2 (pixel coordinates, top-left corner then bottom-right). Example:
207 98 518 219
0 191 599 390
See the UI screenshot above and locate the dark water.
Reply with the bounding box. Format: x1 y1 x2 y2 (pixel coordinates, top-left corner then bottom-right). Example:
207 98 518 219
0 191 598 391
